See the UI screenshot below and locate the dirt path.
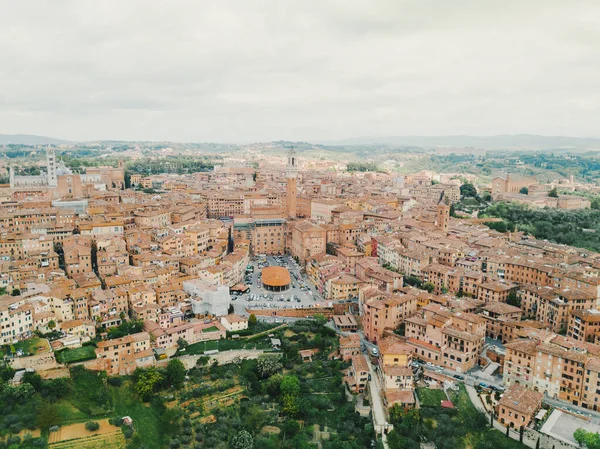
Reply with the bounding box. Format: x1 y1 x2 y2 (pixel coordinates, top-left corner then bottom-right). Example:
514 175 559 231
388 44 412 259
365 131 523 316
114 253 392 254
240 323 288 339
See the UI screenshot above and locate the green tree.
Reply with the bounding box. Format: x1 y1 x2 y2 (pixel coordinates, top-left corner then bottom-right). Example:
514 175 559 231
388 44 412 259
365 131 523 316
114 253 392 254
0 363 15 383
548 187 558 197
280 375 300 397
574 428 600 449
282 419 300 437
177 338 189 350
231 430 254 449
313 313 327 326
519 187 529 195
85 421 100 432
256 355 283 379
460 183 478 198
48 320 56 330
244 404 265 433
37 401 60 429
135 367 163 401
506 291 520 307
248 314 258 326
264 373 283 396
282 394 299 416
422 282 435 293
166 359 186 388
591 197 600 210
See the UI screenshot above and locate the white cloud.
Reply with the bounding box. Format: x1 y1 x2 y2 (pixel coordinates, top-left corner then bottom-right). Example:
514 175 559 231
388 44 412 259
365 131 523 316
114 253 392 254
0 0 599 141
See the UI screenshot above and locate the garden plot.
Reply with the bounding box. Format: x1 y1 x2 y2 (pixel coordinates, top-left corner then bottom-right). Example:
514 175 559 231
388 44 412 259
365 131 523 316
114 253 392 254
48 418 123 447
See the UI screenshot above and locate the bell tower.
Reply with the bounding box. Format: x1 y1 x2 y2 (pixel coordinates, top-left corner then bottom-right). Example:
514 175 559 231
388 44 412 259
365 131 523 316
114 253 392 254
286 148 298 219
46 147 57 187
436 204 450 233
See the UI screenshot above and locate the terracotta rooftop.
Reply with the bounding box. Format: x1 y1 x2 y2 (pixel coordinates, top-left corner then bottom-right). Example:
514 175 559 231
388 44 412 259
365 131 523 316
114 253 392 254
499 384 543 416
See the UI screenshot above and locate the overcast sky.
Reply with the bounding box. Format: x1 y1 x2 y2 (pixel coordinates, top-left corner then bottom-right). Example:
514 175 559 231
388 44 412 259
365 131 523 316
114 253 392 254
1 0 599 142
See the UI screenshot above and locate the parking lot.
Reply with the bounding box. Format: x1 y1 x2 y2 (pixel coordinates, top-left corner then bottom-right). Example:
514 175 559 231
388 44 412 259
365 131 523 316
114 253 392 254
231 255 327 319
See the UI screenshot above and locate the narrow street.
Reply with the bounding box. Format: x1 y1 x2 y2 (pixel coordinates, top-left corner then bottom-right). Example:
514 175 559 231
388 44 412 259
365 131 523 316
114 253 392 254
366 355 389 449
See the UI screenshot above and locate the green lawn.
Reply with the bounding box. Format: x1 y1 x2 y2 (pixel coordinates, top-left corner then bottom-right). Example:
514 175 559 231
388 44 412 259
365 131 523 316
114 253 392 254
202 326 219 333
56 345 97 364
182 337 273 355
10 337 50 356
54 399 90 424
112 383 163 449
417 387 447 407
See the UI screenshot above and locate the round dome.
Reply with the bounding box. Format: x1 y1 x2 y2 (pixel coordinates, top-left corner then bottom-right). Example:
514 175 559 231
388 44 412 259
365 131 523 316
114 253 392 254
261 266 291 290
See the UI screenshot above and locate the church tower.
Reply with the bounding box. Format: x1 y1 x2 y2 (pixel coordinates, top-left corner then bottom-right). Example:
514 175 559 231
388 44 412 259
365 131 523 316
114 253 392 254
436 204 450 233
46 147 57 187
286 148 298 219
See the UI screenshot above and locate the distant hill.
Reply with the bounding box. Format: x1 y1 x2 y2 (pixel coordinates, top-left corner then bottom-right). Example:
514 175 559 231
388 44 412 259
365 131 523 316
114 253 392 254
0 134 73 145
315 134 600 151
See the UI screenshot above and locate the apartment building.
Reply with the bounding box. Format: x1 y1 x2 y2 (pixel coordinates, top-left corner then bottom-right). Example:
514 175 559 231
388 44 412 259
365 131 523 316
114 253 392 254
405 304 485 373
480 301 523 340
205 193 245 218
477 280 518 303
307 254 345 296
497 383 544 429
363 292 418 343
233 217 286 255
355 258 403 294
504 334 600 409
339 333 361 361
519 285 597 333
220 314 249 332
377 237 431 277
93 331 154 376
344 354 369 393
133 209 172 228
290 220 326 264
568 309 600 343
0 296 33 344
62 235 93 276
145 320 226 350
327 274 363 300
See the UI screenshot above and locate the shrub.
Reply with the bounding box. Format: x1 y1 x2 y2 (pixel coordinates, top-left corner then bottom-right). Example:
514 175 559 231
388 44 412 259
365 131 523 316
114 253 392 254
85 421 100 432
108 377 122 387
7 436 21 445
124 428 134 439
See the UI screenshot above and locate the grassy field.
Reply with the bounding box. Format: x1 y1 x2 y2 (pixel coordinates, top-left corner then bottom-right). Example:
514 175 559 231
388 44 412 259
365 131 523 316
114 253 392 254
55 400 90 424
202 326 219 333
182 336 273 355
112 383 163 449
10 337 50 356
417 387 447 407
56 345 97 364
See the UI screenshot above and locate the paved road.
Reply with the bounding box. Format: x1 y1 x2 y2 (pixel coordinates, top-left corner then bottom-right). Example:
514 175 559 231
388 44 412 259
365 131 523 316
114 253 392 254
366 356 390 449
543 396 600 424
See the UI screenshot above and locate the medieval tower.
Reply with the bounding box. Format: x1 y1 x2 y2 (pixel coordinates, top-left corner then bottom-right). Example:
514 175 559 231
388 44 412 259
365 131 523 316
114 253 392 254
286 148 298 219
